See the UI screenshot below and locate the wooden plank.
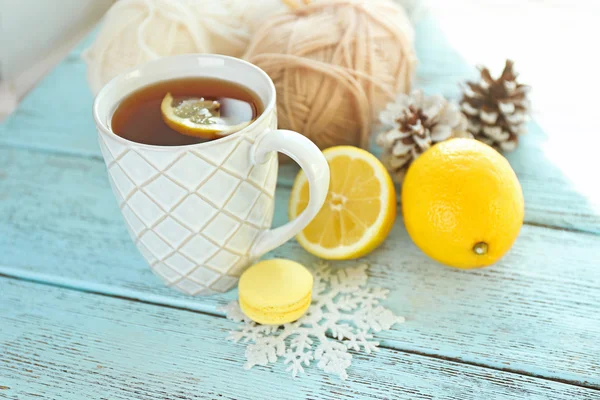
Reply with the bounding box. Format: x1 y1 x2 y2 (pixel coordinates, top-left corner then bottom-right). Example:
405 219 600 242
0 19 598 233
2 277 599 400
1 147 599 387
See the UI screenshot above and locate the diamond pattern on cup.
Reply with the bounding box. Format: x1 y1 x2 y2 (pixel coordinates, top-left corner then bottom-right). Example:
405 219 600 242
227 256 251 277
165 153 215 191
139 231 173 260
210 275 239 292
164 252 196 276
108 164 136 199
100 133 129 160
98 136 114 165
200 169 240 206
180 235 220 264
221 139 254 179
171 194 218 232
144 175 188 211
225 224 260 255
206 250 241 274
137 148 183 170
261 203 275 229
248 160 271 187
110 179 125 205
197 288 217 296
119 151 159 185
264 161 279 194
122 204 145 237
128 191 164 227
224 181 262 220
193 137 240 166
188 267 220 286
151 262 181 283
203 213 241 247
154 217 192 248
137 241 158 265
101 123 281 294
174 279 205 296
247 193 272 226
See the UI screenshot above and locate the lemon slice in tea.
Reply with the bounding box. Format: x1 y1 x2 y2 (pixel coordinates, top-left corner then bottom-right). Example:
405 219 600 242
160 92 252 139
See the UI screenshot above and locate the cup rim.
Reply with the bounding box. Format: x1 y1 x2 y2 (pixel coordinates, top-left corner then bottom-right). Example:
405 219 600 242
93 54 276 151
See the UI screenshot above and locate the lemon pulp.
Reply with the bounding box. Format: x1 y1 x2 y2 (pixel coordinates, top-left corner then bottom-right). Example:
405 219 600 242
160 92 251 139
289 146 397 260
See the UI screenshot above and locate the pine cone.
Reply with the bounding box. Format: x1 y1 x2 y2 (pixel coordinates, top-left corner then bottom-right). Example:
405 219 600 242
461 60 530 152
377 90 469 183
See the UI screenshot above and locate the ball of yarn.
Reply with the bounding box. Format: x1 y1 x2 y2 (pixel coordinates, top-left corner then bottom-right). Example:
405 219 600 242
84 0 285 94
244 0 416 150
223 0 288 34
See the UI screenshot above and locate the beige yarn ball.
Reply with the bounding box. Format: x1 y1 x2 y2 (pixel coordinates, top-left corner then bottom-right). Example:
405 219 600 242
244 0 417 150
84 0 285 94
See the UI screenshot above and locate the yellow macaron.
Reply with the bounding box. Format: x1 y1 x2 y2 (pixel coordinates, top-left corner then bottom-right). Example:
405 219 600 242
238 259 313 325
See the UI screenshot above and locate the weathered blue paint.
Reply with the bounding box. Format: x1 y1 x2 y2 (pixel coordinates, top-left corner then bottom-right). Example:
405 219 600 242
1 15 599 399
2 278 600 400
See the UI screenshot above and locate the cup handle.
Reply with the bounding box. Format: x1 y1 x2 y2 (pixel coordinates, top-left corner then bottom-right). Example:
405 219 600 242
250 129 330 258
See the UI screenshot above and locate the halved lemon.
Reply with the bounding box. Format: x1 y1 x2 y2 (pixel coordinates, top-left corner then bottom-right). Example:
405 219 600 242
160 93 251 139
289 146 397 260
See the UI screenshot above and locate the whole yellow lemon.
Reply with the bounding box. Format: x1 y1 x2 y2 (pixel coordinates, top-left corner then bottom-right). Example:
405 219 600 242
402 138 524 268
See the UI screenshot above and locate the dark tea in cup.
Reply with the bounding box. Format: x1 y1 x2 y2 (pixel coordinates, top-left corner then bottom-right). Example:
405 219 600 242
111 77 263 146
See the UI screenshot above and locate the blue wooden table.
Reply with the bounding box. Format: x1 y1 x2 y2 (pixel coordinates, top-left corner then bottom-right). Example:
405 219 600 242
1 16 599 399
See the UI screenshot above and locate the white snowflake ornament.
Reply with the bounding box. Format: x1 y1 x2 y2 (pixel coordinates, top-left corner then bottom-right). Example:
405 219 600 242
220 262 405 380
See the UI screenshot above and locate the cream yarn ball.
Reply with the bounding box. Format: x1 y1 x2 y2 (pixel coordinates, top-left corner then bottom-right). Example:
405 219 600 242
244 0 416 150
223 0 288 34
84 0 285 94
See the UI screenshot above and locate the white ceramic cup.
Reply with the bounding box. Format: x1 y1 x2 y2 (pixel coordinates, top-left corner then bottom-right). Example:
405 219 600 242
93 54 330 295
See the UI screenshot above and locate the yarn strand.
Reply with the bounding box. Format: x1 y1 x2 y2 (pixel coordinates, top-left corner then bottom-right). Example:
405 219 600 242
282 0 312 10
